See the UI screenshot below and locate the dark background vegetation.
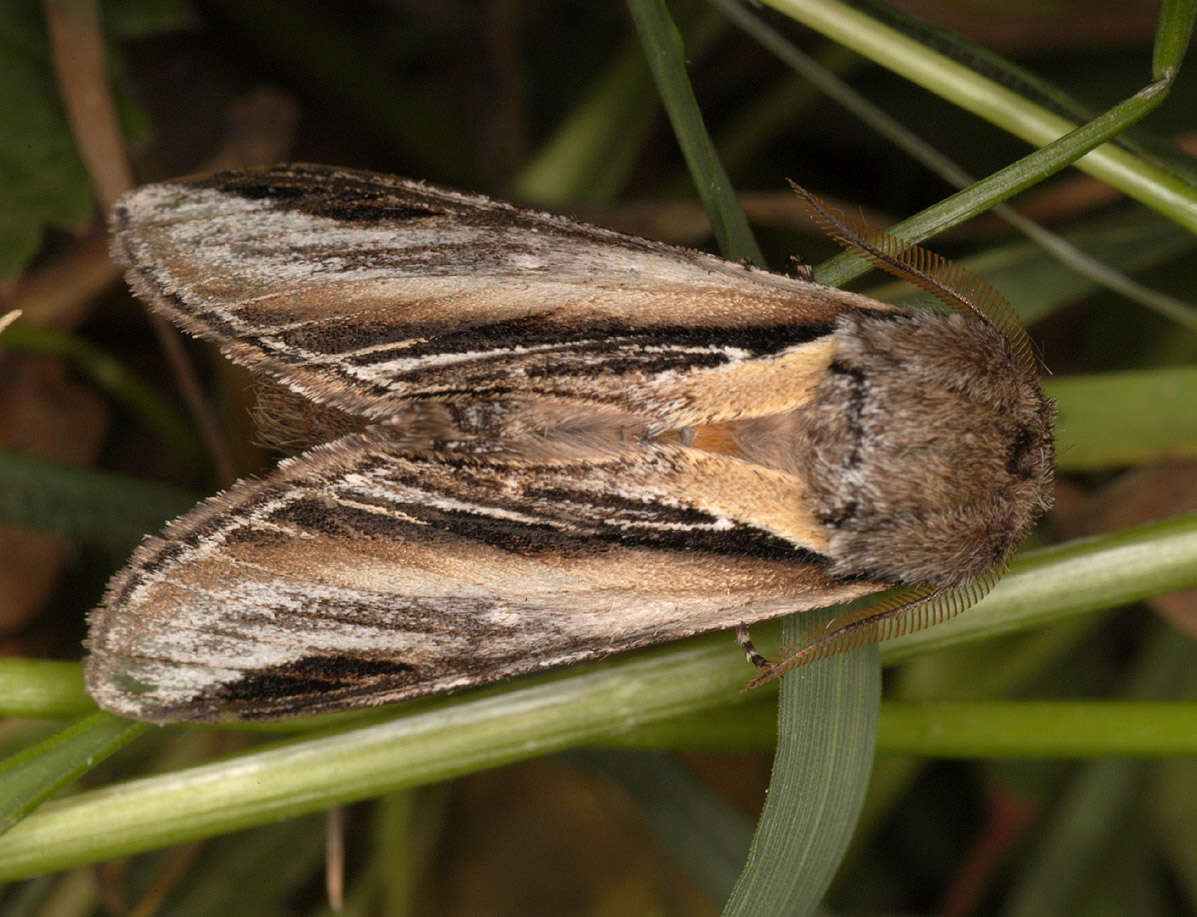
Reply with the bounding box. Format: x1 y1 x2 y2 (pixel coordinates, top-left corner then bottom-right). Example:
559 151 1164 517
1 1 1196 914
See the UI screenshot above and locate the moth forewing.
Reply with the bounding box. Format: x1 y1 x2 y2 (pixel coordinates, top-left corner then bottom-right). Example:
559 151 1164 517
86 164 1054 723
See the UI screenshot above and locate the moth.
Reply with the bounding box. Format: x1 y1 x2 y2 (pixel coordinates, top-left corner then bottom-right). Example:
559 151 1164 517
86 164 1054 723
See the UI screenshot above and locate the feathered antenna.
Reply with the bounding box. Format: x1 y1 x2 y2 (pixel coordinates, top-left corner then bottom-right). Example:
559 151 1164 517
745 569 1003 689
789 182 1038 374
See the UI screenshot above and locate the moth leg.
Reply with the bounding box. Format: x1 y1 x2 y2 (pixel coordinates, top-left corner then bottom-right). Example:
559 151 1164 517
736 623 769 669
788 255 814 282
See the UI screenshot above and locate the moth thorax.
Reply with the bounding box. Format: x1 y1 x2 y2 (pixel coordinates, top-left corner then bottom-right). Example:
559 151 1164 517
797 309 1055 588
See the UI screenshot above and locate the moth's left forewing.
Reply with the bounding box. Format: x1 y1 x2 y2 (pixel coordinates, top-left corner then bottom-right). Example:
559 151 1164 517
110 164 887 427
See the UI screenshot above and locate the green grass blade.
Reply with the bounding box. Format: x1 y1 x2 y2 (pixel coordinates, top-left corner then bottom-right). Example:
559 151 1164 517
762 0 1196 232
1000 625 1193 917
1047 366 1197 470
0 713 148 833
0 660 92 720
601 699 1197 758
628 5 875 912
816 79 1173 288
877 699 1197 758
723 608 879 917
1154 0 1197 77
627 0 764 265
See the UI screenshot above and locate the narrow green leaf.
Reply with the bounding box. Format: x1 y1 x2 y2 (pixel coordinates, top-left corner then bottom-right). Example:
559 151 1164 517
603 700 1197 759
1046 366 1197 470
877 700 1197 758
816 78 1173 288
628 7 878 913
1153 0 1197 77
0 659 93 720
0 712 148 833
0 3 94 278
598 701 777 753
762 0 1197 233
1001 625 1193 917
723 608 879 917
626 0 764 265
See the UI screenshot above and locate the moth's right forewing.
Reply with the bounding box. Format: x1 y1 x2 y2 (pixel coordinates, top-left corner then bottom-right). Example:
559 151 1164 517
111 164 888 426
86 427 881 722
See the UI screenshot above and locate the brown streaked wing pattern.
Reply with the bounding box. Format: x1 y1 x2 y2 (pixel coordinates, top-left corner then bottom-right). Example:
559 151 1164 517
85 428 882 722
109 163 888 425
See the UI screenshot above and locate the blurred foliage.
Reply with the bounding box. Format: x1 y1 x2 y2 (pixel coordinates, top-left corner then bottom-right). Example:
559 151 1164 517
1 1 1195 915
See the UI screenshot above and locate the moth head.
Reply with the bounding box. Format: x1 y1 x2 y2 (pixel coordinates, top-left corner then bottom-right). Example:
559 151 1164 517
788 184 1055 588
799 308 1055 588
746 187 1057 686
